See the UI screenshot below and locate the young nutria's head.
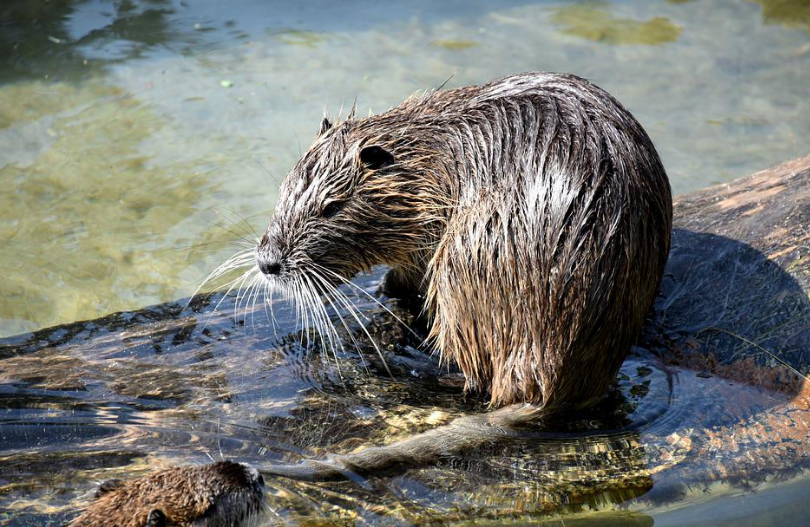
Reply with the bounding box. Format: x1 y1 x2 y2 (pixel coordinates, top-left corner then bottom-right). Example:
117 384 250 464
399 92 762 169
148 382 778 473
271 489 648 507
70 461 265 527
256 116 442 292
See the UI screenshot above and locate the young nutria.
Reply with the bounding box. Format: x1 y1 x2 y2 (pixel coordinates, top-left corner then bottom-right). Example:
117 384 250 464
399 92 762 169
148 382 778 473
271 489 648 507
255 72 672 412
69 461 265 527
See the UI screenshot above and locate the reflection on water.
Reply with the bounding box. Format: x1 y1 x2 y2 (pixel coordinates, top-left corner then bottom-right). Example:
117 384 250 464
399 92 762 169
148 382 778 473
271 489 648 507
1 0 809 336
0 278 673 524
0 0 189 83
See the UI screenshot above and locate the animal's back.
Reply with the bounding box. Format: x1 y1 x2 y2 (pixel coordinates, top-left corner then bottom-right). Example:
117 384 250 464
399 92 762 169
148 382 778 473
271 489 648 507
418 73 672 409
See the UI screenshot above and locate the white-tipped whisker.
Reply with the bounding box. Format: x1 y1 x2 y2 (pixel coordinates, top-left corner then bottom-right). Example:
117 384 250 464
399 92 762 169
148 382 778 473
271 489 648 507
308 271 373 375
200 266 256 332
307 267 392 377
313 263 422 341
303 275 343 367
184 248 254 310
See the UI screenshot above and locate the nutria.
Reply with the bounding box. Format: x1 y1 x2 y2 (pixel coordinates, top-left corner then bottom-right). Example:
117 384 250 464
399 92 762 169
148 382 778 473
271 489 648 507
69 461 265 527
255 72 672 413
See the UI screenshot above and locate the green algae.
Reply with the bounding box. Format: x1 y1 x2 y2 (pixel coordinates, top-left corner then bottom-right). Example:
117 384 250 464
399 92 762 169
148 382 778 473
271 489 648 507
551 1 682 45
751 0 810 34
0 79 209 335
274 29 330 48
431 39 480 51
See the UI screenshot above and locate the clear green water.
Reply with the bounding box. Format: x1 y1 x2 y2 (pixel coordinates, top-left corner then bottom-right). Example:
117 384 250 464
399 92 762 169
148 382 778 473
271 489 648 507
1 0 810 337
1 0 810 525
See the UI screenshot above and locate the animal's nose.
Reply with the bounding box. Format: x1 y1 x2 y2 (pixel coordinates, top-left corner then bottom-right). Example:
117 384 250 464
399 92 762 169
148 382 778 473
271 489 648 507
258 258 282 276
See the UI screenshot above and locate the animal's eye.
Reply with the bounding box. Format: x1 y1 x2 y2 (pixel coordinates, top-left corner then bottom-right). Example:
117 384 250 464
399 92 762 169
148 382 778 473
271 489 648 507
321 200 344 219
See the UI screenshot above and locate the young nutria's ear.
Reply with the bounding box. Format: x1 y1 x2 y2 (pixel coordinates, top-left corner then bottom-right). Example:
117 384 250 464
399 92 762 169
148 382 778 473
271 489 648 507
145 509 167 527
359 145 394 170
94 479 124 498
318 117 332 136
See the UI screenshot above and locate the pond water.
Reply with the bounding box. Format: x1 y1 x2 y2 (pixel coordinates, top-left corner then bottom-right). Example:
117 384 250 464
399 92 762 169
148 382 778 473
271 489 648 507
2 263 809 526
1 0 810 525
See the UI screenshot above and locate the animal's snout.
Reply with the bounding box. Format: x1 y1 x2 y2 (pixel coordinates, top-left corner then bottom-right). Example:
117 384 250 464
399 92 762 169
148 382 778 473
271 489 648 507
259 258 282 276
257 234 284 276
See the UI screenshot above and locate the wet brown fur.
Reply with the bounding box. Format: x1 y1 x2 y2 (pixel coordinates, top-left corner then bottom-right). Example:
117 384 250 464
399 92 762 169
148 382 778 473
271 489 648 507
69 461 264 527
258 72 672 411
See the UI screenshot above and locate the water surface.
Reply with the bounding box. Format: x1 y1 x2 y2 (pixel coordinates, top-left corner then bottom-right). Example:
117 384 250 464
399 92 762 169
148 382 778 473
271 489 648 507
1 1 810 525
1 0 809 335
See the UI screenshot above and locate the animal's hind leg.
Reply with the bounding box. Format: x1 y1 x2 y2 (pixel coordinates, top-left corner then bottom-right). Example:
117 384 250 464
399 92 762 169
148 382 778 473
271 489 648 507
425 198 540 406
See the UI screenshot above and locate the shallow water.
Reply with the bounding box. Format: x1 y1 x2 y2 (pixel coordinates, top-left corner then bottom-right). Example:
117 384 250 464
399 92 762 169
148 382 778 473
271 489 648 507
2 0 810 336
1 0 810 525
2 261 809 525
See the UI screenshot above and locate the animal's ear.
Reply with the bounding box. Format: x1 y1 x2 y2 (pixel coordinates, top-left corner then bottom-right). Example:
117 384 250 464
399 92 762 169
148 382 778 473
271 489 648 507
318 117 332 136
145 509 167 527
359 145 394 170
95 479 124 498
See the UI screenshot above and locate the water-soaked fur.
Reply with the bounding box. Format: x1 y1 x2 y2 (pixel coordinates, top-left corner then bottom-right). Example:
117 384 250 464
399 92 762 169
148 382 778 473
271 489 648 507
69 461 265 527
256 72 672 411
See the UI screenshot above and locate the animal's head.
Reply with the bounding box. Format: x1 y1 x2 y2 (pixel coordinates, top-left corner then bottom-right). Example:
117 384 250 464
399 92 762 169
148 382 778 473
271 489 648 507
72 462 265 527
256 116 437 291
147 462 265 527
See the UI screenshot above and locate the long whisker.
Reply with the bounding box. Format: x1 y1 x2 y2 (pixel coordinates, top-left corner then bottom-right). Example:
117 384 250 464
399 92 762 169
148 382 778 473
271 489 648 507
312 263 421 341
184 249 254 309
189 252 253 290
204 215 257 247
301 273 344 378
236 272 261 326
299 277 317 355
201 266 255 332
261 281 281 342
301 278 324 359
309 270 372 375
293 278 312 354
217 207 263 243
158 239 254 254
255 158 284 187
300 274 335 357
307 268 392 377
302 274 340 357
246 273 265 333
309 273 353 363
